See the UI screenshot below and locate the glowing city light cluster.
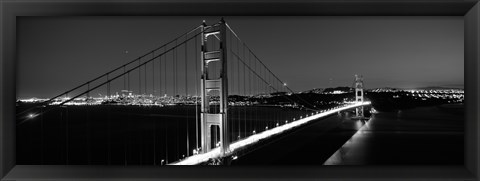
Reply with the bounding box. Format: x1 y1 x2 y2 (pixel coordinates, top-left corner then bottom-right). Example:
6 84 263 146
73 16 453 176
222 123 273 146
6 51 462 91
370 88 464 102
18 92 304 108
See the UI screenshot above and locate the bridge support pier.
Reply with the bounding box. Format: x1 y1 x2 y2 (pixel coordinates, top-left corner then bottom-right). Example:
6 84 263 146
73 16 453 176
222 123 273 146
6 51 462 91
200 19 230 156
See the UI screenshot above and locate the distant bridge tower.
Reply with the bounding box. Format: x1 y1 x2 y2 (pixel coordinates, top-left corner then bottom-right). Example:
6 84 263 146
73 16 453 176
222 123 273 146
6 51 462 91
200 19 230 156
355 74 364 117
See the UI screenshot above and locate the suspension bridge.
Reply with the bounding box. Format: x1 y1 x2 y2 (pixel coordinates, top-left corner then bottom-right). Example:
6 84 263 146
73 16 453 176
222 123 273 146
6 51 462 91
16 19 370 166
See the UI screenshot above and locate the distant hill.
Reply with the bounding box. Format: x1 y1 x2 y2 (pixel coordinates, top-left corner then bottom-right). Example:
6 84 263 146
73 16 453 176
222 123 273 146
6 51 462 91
412 86 464 90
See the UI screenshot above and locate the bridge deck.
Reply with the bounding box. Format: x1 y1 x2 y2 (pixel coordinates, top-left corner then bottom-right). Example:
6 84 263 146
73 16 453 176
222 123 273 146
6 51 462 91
171 101 371 165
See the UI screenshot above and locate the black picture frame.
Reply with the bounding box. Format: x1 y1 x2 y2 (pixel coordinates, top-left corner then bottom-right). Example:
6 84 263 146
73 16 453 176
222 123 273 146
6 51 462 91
1 1 479 180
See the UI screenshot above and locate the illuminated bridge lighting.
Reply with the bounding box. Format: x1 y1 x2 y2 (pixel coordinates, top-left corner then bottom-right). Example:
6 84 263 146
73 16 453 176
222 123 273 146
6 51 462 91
28 113 36 119
170 101 371 165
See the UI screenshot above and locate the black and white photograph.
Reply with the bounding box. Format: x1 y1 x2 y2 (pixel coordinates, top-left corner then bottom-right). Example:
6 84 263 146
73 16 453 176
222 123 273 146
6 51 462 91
15 16 465 166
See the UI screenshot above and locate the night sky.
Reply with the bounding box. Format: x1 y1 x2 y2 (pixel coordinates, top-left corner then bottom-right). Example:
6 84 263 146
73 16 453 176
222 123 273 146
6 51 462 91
17 16 463 99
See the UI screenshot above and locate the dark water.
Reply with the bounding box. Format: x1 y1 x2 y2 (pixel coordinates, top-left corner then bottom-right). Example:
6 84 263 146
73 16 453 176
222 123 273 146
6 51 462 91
232 105 464 165
328 105 464 165
16 104 314 165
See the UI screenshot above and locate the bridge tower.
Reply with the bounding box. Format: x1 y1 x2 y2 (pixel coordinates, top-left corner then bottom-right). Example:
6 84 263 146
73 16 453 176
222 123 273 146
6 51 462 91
355 74 364 117
199 19 230 156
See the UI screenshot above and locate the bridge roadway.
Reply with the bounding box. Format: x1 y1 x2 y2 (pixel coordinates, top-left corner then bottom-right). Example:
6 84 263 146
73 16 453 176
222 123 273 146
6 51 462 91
171 101 371 165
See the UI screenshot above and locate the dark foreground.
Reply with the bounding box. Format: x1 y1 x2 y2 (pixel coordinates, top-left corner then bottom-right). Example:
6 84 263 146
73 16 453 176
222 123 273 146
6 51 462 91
16 104 313 165
232 105 464 165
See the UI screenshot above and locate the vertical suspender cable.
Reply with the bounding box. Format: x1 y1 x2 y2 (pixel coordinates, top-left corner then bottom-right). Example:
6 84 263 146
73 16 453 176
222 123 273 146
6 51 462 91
153 52 155 96
138 59 142 95
259 61 262 130
185 35 188 97
236 38 240 139
145 61 147 95
160 48 163 97
249 50 252 134
139 59 141 96
267 73 270 128
185 34 190 157
263 63 266 130
195 33 199 150
164 46 167 96
152 52 156 165
128 71 130 94
87 83 90 99
172 43 175 97
107 74 110 99
175 40 178 97
270 74 273 128
243 43 246 138
254 53 257 134
124 65 126 91
174 40 179 161
274 79 277 126
257 56 260 132
266 66 270 129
